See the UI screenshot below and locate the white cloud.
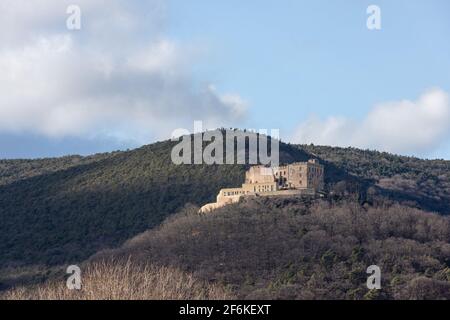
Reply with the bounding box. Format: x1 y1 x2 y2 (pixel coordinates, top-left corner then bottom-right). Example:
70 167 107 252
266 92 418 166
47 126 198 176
293 88 450 155
0 0 247 144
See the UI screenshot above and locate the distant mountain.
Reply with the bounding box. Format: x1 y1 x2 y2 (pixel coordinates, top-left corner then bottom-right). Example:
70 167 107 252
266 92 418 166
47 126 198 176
0 132 449 273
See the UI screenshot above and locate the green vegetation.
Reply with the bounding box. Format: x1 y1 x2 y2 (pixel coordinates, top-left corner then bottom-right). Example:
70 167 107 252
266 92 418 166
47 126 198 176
301 144 450 213
0 134 449 298
0 153 116 186
0 134 322 269
0 139 246 267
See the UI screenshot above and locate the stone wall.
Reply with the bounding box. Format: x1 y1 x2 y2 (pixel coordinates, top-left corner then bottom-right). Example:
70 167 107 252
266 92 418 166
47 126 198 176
200 159 324 213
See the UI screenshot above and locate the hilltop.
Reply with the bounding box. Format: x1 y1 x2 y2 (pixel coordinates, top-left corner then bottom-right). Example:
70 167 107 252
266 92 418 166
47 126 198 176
1 133 321 268
0 132 449 291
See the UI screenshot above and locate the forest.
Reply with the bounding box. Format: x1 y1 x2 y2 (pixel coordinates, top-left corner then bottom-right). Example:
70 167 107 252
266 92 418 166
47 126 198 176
0 134 449 298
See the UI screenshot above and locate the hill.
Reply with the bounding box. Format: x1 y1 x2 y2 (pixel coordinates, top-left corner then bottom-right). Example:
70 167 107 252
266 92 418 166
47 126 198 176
0 133 449 288
86 197 450 299
0 153 116 187
0 133 322 268
0 139 246 268
3 196 449 300
300 145 450 213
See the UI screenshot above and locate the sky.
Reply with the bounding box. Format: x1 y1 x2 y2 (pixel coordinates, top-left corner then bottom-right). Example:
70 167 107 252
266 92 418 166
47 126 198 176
0 0 449 159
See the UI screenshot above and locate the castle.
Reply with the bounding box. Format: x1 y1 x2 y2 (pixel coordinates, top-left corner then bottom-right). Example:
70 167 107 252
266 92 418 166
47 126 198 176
200 159 324 212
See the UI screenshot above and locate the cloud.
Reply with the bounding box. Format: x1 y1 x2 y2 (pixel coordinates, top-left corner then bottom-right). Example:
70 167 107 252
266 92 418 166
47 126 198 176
0 0 248 144
293 88 450 155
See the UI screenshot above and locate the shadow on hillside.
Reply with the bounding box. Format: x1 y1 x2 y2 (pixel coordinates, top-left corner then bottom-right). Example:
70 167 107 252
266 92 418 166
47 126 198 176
0 137 447 274
0 144 245 268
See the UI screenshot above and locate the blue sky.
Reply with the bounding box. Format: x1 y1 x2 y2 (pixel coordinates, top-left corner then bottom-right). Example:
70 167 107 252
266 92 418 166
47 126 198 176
0 0 449 159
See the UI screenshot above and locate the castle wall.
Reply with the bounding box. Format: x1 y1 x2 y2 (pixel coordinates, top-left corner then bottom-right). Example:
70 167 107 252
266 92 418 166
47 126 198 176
242 182 277 193
217 187 251 205
305 159 324 191
245 166 275 184
200 159 325 213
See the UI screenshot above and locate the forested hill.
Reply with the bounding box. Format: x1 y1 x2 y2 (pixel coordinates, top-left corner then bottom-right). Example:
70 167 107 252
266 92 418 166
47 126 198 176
0 133 449 270
93 197 450 300
0 139 246 267
0 153 116 187
0 134 316 268
300 145 450 214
